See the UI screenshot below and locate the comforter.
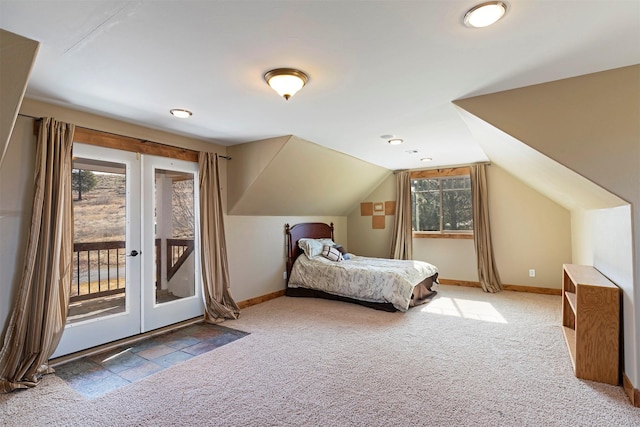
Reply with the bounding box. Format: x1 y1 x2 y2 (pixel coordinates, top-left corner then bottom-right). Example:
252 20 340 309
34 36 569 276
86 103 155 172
288 254 438 312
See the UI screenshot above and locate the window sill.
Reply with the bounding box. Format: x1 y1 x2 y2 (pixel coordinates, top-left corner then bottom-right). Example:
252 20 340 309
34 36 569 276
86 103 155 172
413 232 474 240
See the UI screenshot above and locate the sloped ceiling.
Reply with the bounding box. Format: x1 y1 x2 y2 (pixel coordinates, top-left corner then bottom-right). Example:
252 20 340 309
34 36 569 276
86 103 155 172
455 107 626 212
454 65 637 212
1 1 638 171
0 29 38 166
227 135 390 216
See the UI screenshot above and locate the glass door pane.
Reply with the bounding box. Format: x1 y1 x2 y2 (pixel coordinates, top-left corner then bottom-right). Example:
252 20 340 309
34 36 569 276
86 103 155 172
52 143 141 358
142 156 203 332
154 169 196 304
69 158 127 323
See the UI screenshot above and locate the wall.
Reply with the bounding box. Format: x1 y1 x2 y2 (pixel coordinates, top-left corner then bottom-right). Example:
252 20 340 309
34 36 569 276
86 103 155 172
226 215 347 303
489 165 572 288
0 116 36 337
226 135 288 211
1 100 345 339
454 65 639 389
572 205 635 383
227 135 390 216
0 101 219 337
347 174 395 258
0 30 38 165
0 99 218 338
347 164 571 287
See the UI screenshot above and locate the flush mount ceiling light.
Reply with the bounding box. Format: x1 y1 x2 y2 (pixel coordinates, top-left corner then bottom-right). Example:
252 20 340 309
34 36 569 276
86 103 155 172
170 109 192 118
463 1 507 28
388 138 404 145
264 68 309 100
420 157 433 162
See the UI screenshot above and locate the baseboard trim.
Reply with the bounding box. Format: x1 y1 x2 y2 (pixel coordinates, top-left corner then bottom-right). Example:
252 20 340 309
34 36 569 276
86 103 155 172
439 279 481 288
438 279 562 296
623 372 640 407
502 284 562 296
237 289 286 309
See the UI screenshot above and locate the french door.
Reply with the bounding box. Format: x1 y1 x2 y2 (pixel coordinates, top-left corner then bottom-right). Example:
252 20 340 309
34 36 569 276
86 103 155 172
52 143 203 358
142 155 203 331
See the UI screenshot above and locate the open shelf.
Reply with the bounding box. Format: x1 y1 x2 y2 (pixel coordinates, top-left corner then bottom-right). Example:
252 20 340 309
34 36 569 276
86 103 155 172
564 291 577 314
561 264 620 385
561 326 577 371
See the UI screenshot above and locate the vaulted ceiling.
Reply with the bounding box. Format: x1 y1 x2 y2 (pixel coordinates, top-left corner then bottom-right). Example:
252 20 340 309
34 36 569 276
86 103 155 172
1 0 638 171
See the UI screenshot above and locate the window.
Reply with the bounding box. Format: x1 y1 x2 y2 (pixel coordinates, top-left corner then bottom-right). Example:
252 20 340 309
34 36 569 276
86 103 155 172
411 167 473 238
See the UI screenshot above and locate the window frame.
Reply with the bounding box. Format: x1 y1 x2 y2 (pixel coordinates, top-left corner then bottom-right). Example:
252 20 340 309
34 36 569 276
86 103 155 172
410 167 474 239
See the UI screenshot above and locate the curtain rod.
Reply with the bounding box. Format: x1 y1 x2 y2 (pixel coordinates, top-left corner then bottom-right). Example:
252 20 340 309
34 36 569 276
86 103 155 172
18 113 41 121
393 161 491 174
18 113 231 160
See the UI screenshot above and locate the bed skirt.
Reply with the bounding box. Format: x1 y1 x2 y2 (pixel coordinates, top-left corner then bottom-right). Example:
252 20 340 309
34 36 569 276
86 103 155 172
286 274 438 312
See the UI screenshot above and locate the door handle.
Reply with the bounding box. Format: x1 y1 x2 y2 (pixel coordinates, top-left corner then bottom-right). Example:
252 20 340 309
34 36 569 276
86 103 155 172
128 250 141 257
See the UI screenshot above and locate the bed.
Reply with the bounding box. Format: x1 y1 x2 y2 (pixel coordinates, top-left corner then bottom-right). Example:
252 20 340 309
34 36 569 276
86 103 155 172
285 222 439 312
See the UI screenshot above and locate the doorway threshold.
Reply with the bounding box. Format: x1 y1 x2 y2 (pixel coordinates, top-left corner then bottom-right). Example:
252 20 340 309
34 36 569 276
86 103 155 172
49 316 203 367
51 321 249 399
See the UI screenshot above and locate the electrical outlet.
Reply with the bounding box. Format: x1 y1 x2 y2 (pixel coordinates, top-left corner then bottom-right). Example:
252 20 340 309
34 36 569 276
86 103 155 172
529 269 536 277
283 271 287 280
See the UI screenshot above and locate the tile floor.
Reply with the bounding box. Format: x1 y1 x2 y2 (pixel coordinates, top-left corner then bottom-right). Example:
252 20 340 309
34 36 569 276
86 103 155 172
54 323 248 399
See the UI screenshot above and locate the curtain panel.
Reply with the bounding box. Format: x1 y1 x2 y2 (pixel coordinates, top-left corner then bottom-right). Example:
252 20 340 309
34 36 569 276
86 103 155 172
198 152 240 322
470 164 502 293
390 170 413 260
0 118 75 393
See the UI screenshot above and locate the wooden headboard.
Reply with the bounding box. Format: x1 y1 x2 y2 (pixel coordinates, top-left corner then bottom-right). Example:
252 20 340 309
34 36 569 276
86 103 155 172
285 222 334 283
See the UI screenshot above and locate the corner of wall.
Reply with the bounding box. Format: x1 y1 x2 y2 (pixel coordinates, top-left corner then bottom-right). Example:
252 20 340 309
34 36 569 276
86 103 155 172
347 173 395 257
0 29 39 166
226 135 290 213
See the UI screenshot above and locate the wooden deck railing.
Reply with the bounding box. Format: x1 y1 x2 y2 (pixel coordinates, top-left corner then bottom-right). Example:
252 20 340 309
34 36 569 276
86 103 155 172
72 241 126 302
167 238 195 281
72 238 194 302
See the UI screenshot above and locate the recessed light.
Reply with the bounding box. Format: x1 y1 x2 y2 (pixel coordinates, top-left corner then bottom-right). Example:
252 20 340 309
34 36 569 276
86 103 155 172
420 157 433 162
463 2 507 28
388 138 404 145
170 109 192 118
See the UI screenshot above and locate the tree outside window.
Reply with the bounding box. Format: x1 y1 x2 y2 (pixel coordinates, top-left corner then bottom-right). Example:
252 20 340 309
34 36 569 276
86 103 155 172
72 169 97 201
411 174 473 234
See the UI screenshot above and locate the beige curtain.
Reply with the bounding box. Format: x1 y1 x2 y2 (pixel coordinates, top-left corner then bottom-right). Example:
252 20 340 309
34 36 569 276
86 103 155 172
470 164 502 293
0 118 75 393
198 152 240 322
390 170 413 260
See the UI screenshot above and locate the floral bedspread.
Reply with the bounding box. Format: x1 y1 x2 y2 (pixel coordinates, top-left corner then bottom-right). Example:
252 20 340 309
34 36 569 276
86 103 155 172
288 254 438 312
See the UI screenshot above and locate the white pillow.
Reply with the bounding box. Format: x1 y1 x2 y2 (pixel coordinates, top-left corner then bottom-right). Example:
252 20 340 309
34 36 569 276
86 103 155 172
298 238 324 258
316 238 336 247
322 245 344 262
298 238 337 258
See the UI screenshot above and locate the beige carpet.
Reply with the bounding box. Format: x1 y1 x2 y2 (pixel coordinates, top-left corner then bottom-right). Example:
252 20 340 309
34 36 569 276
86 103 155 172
1 285 638 426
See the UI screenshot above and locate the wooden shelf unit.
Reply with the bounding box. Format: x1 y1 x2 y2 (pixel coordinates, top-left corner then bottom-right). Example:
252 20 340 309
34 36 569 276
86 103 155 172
561 264 620 385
